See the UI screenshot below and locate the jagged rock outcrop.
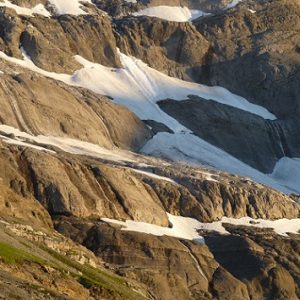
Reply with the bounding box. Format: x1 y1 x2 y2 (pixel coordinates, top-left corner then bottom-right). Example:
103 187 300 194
194 0 300 118
0 141 298 224
0 8 121 73
116 16 210 80
206 224 300 299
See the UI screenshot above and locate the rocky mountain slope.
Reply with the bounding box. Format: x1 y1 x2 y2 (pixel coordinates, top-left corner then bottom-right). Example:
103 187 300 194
0 0 299 299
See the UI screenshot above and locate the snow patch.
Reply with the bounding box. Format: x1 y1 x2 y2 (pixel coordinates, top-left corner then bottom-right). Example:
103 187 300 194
130 168 176 184
102 214 300 243
141 132 294 194
225 0 242 9
47 0 92 15
0 0 50 17
200 216 300 236
0 125 136 163
133 6 208 22
0 48 276 129
102 213 205 243
0 134 55 153
270 157 300 194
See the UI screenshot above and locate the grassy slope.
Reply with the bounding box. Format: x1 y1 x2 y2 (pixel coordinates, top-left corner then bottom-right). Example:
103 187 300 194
0 235 146 300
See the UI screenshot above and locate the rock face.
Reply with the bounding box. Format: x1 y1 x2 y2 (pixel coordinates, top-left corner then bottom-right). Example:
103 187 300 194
205 226 300 300
116 16 210 80
0 9 121 73
159 97 300 172
54 217 300 300
194 0 300 119
0 180 52 228
22 13 122 72
0 71 151 150
0 141 298 224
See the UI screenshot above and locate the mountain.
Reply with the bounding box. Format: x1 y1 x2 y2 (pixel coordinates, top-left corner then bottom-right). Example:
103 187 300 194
0 0 299 299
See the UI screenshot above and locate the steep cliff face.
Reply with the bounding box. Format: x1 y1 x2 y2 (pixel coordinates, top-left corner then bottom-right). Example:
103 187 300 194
194 0 300 118
0 9 120 72
116 16 210 80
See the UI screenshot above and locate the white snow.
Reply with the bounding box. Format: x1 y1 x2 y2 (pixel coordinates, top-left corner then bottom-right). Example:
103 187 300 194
225 0 242 9
1 48 295 195
102 213 300 243
130 168 176 183
0 134 55 153
47 0 92 15
132 0 243 22
102 213 205 243
195 170 219 182
0 48 276 131
141 132 294 194
133 6 208 22
199 216 300 237
270 157 300 194
0 0 50 17
0 125 136 163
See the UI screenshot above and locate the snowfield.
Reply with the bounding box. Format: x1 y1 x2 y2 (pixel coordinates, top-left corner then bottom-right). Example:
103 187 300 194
0 48 299 195
141 132 298 194
102 213 300 243
270 157 300 194
0 48 277 129
0 125 137 163
1 124 299 195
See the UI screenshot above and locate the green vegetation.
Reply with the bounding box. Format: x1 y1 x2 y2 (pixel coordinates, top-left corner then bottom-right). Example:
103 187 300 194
43 247 147 300
0 241 46 265
0 239 146 299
